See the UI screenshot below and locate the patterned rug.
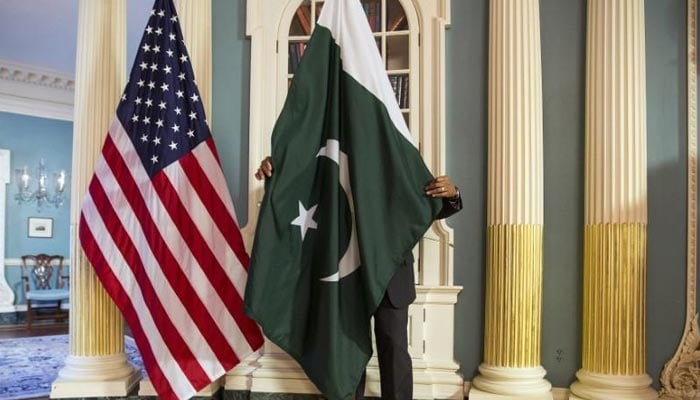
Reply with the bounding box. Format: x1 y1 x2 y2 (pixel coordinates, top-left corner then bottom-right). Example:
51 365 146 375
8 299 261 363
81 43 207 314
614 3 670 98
0 335 144 400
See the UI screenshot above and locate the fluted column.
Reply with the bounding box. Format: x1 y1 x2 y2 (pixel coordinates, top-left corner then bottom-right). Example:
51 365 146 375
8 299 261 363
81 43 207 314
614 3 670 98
174 0 212 119
51 1 140 397
569 1 656 399
469 0 551 399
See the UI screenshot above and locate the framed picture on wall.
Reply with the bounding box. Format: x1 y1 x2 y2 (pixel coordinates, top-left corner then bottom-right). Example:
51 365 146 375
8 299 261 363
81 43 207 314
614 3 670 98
27 217 53 238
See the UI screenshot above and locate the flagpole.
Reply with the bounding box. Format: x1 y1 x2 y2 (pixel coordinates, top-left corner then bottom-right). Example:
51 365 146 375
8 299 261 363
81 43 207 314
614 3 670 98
51 0 141 397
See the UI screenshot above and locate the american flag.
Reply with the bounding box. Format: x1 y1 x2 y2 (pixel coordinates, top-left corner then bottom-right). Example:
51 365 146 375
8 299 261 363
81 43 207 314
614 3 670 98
78 1 264 399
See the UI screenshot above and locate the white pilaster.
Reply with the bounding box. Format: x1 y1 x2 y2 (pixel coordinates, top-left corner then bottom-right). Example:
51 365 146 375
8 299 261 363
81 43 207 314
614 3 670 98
0 149 14 312
51 0 140 397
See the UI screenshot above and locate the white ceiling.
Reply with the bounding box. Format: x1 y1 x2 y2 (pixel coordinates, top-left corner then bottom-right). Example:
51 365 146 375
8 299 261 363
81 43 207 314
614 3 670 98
0 0 157 75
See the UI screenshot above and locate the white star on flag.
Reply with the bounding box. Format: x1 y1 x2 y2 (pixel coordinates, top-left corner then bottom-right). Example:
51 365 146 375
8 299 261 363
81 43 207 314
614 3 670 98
291 201 318 241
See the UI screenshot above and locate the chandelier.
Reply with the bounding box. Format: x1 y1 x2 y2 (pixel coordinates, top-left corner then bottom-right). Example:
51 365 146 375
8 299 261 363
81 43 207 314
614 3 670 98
14 159 67 210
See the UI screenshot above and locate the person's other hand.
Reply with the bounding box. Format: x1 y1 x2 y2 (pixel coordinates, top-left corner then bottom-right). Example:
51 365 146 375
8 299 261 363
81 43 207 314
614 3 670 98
425 175 458 198
254 156 273 181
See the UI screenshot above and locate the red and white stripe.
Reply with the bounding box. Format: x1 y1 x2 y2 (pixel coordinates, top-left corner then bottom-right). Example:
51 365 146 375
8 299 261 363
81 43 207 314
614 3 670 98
80 118 264 400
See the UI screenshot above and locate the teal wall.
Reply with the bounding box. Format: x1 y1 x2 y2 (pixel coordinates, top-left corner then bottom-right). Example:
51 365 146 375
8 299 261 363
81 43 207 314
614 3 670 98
0 111 73 305
445 0 488 382
645 0 688 387
212 0 250 221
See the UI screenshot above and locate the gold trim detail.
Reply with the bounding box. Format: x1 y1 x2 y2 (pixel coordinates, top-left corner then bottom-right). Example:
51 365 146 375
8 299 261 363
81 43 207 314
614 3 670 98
71 251 124 357
484 224 543 368
582 223 647 375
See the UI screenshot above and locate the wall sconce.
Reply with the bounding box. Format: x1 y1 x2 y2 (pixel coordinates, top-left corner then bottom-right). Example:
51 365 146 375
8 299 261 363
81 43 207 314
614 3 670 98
14 159 67 211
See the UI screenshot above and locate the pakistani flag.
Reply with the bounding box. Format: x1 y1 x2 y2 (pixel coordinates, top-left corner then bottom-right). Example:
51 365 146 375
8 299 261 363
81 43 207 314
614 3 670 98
244 0 442 398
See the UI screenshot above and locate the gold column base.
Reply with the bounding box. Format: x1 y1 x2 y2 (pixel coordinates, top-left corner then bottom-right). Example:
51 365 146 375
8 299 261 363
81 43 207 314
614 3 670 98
484 224 543 368
582 223 647 375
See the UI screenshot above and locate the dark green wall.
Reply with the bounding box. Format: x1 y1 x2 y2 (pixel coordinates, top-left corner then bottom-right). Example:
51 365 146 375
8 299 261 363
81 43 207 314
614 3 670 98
213 0 690 389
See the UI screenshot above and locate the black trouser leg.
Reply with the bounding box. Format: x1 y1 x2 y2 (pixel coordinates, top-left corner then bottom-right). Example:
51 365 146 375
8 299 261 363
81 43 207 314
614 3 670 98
375 294 412 399
355 295 412 400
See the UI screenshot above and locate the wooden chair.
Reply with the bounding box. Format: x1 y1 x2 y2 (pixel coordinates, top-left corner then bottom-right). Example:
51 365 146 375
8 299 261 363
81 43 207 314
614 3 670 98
21 254 69 330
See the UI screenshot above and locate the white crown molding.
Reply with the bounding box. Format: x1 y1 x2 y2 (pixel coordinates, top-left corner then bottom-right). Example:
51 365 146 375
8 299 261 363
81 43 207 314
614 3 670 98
0 59 74 121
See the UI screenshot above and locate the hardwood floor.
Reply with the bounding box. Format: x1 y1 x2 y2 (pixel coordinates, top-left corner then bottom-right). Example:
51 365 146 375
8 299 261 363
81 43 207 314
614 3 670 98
0 322 68 339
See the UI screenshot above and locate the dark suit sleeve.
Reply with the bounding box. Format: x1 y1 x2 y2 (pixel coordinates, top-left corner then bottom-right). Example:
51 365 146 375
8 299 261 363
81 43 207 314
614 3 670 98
436 194 463 220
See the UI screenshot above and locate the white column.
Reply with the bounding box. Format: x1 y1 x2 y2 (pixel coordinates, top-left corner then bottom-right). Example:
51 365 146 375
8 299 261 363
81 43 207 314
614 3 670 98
0 149 13 313
51 1 140 397
569 1 657 399
469 0 551 399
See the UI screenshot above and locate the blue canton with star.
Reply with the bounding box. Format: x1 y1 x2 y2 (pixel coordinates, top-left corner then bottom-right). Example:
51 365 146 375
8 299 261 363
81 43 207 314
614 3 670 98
116 0 211 178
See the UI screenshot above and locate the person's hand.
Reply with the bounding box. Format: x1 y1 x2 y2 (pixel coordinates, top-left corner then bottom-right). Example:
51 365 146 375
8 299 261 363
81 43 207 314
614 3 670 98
425 175 458 198
254 156 273 181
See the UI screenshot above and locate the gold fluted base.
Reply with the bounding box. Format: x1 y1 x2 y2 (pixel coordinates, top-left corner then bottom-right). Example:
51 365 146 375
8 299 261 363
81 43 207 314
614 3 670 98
484 224 543 368
70 251 124 356
582 223 647 376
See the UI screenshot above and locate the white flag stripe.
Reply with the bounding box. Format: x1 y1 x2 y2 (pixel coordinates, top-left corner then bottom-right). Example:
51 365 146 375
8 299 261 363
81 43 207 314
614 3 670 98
81 195 196 399
191 144 239 225
163 163 248 298
161 164 253 354
92 154 227 379
317 0 413 146
106 118 252 355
